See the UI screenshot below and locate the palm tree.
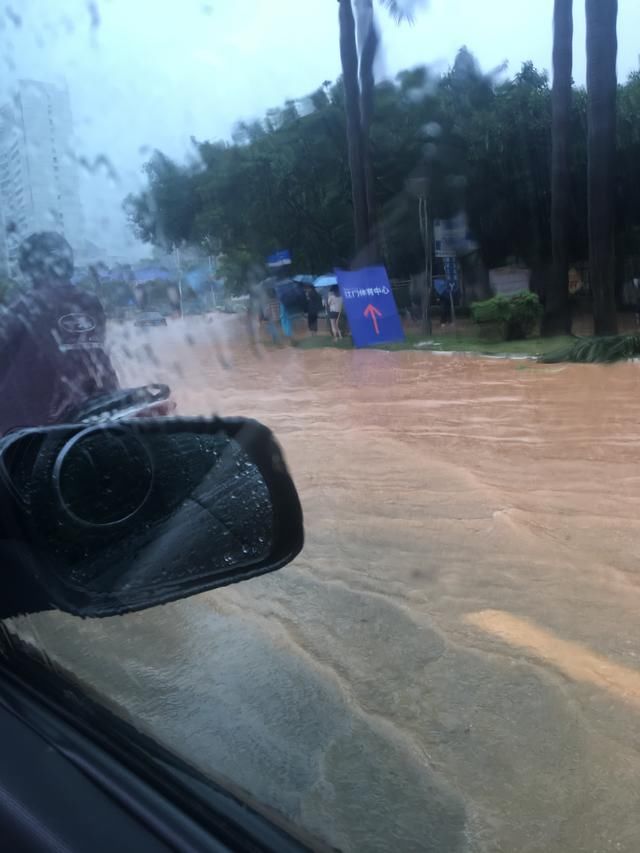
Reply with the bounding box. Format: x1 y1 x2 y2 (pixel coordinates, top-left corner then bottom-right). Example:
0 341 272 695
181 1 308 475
358 0 380 265
337 0 422 266
586 0 618 335
338 0 370 262
544 0 573 336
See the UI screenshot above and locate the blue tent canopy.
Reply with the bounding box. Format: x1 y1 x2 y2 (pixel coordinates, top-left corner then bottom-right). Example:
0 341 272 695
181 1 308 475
133 267 174 284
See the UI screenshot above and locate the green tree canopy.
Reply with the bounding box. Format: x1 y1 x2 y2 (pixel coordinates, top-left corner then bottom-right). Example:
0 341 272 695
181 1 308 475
126 49 640 293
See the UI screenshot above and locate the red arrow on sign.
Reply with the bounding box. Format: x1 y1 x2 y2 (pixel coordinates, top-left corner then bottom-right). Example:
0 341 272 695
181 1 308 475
363 303 383 335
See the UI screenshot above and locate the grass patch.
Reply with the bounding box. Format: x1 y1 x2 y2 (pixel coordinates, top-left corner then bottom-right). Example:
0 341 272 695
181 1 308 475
296 332 574 357
296 335 355 350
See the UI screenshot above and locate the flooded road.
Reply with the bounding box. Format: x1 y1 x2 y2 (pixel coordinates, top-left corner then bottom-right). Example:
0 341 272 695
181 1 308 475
15 317 640 852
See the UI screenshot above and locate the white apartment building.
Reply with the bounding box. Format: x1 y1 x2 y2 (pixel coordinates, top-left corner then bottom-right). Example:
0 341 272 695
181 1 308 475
0 80 83 276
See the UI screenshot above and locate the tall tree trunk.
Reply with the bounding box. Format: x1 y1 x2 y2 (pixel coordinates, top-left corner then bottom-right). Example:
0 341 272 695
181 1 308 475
544 0 573 336
358 0 380 265
338 0 370 264
586 0 618 335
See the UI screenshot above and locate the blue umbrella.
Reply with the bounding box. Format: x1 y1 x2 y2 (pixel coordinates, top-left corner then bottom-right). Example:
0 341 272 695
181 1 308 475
314 273 338 288
293 274 316 285
276 278 305 310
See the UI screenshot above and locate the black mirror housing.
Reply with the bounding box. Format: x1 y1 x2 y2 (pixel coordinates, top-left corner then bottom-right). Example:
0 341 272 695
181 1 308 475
0 417 303 619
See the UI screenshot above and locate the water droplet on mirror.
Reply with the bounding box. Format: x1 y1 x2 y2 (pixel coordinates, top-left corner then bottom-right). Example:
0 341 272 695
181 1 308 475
5 6 21 28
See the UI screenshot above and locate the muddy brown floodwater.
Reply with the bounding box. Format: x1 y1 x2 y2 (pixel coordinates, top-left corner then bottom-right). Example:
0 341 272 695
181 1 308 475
14 316 640 852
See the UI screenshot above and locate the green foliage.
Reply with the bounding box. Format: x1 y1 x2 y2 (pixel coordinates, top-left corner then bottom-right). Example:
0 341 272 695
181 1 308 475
508 292 544 338
472 291 542 340
217 249 263 297
541 334 640 363
471 295 511 324
124 152 200 248
125 50 640 281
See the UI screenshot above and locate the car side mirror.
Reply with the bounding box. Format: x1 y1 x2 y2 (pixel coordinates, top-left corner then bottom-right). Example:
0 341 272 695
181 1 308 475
0 418 303 619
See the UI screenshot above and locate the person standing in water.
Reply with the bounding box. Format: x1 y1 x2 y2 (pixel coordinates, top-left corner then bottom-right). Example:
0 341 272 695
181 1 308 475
327 285 343 340
279 298 292 340
265 287 282 344
306 285 323 336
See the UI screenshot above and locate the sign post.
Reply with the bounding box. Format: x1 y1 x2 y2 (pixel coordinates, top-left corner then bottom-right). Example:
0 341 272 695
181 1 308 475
335 266 405 348
434 213 477 258
267 249 292 269
444 256 458 326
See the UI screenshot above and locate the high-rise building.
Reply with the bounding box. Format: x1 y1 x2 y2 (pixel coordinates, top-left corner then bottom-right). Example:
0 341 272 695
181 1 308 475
0 80 83 276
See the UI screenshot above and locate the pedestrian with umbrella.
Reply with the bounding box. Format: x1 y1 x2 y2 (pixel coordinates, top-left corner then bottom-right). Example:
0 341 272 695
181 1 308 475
328 285 343 340
305 285 323 335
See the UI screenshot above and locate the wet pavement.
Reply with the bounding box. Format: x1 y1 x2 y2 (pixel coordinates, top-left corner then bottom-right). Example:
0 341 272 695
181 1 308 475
13 316 640 852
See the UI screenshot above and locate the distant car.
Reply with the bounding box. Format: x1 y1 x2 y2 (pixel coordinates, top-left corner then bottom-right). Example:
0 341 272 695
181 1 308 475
134 311 167 327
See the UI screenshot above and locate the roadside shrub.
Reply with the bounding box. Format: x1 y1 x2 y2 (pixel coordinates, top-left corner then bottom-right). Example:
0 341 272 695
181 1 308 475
508 292 543 338
471 295 511 324
541 334 640 364
471 292 542 341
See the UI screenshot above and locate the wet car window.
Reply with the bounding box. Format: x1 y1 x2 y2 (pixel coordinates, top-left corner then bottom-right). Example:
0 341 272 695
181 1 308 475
2 1 640 850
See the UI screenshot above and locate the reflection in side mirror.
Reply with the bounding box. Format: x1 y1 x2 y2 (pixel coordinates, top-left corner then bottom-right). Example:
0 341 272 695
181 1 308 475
0 418 303 619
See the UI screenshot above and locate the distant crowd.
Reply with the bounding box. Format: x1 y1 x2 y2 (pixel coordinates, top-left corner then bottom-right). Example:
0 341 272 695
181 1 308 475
249 280 345 345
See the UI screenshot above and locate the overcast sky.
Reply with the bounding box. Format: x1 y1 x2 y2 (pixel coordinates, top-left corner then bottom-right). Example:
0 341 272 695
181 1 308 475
2 0 639 258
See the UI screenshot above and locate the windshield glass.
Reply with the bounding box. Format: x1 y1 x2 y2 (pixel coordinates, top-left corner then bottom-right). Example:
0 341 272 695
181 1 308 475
2 1 640 851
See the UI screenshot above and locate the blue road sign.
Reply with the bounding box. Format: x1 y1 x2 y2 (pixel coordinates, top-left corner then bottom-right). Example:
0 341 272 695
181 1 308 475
444 256 459 291
267 249 292 268
335 266 405 348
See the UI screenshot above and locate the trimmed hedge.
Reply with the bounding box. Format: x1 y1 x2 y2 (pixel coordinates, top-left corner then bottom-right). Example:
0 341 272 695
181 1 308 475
471 292 542 341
